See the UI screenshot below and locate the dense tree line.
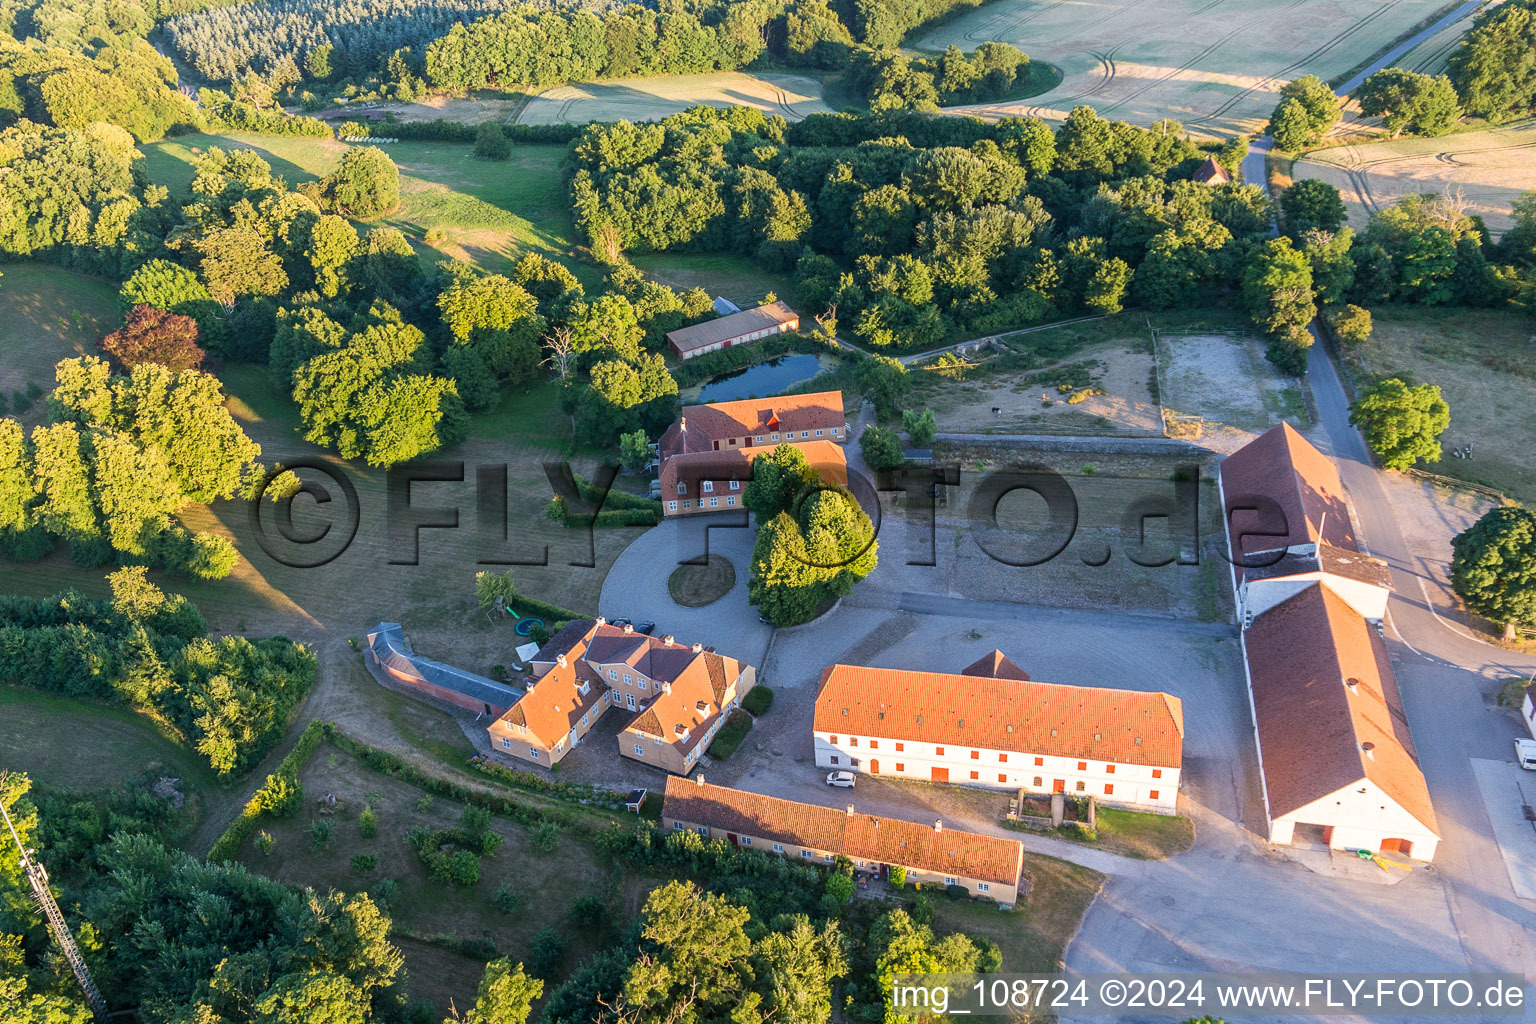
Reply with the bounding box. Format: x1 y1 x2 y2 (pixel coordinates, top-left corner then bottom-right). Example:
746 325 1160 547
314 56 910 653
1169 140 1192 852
1448 0 1536 123
164 0 629 85
0 572 314 775
571 104 1261 349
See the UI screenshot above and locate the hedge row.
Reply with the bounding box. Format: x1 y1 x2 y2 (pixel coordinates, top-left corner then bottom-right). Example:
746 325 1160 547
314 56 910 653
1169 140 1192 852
504 590 587 627
563 507 661 529
467 754 628 811
670 331 836 389
573 476 663 514
206 719 327 862
338 118 586 145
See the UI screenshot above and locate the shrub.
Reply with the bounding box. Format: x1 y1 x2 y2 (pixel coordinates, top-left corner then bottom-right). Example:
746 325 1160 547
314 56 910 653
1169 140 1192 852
256 830 275 855
474 123 512 160
530 821 560 852
743 685 774 717
351 853 378 873
493 882 522 914
945 883 970 901
309 820 333 849
888 864 906 887
255 773 303 817
570 894 607 929
528 927 566 979
910 892 934 925
825 872 855 904
359 804 377 837
371 878 400 909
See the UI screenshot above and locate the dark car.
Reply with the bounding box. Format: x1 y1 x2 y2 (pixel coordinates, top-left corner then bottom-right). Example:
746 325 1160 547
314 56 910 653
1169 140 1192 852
636 621 656 635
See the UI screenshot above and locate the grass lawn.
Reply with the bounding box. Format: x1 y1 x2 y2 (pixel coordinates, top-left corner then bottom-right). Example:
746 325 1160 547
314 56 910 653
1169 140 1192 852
1007 808 1196 860
630 252 796 312
667 554 735 607
931 852 1104 973
0 263 120 406
0 688 220 830
137 134 600 290
1338 306 1536 501
241 741 655 1014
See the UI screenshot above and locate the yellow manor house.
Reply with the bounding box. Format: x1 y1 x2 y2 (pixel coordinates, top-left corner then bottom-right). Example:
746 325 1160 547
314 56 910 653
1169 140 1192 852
487 619 756 776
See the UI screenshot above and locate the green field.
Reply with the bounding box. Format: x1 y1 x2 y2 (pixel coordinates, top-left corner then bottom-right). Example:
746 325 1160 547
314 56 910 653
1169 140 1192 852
0 263 120 406
138 134 600 289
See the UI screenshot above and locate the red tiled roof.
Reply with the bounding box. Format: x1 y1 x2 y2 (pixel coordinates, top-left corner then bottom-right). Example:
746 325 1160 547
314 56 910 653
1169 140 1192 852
659 391 845 460
1222 423 1358 562
1193 156 1231 184
814 665 1183 768
962 650 1030 680
663 778 1024 886
1244 583 1438 835
659 441 847 505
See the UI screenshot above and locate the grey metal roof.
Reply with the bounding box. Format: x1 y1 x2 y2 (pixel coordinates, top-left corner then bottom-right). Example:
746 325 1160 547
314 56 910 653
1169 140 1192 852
665 301 798 354
366 622 522 710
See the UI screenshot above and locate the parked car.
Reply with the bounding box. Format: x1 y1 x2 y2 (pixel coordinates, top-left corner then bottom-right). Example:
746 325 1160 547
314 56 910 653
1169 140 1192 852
826 771 856 788
610 617 632 628
636 621 656 635
1516 738 1536 770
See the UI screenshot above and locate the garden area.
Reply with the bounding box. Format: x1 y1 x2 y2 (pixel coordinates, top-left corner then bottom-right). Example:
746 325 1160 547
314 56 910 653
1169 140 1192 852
1006 797 1197 861
667 555 736 607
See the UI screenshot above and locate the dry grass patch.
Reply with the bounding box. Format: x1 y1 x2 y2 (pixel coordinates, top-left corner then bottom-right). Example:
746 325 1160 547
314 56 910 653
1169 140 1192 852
932 853 1104 974
517 72 832 125
1158 332 1310 447
239 742 653 1013
920 0 1454 133
1339 306 1536 501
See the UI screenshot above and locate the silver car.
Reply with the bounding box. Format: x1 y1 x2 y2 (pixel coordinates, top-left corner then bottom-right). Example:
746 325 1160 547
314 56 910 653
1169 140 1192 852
826 771 856 788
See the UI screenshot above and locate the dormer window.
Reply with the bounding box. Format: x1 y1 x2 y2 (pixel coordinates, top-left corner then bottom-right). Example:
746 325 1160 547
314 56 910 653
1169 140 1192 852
676 482 687 495
729 480 740 490
578 682 591 696
702 481 714 493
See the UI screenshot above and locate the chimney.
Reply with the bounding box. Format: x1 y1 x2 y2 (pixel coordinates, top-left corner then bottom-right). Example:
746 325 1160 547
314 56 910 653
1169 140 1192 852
680 416 687 432
661 681 671 694
696 774 705 786
933 819 943 833
1361 741 1375 760
663 634 675 646
556 654 567 668
595 616 606 626
692 642 703 653
846 804 854 816
1345 677 1360 693
624 622 634 634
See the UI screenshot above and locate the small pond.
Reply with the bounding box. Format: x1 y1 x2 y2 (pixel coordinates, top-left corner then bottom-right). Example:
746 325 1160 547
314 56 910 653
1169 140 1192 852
695 354 824 403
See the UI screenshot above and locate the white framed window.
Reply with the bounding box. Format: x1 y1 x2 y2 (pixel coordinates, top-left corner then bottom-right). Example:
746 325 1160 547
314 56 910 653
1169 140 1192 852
739 836 752 846
801 431 809 438
801 849 813 859
639 679 648 690
832 427 840 435
634 744 644 755
623 674 632 685
603 691 611 704
696 826 708 836
727 496 736 505
729 480 740 490
823 853 833 862
709 497 719 507
500 737 511 750
771 433 779 440
673 820 684 830
682 500 691 509
772 843 784 853
977 882 990 892
529 748 541 759
945 876 958 886
668 501 678 512
581 713 589 726
816 429 824 436
653 736 663 745
755 435 764 442
626 694 636 710
676 482 687 495
609 669 618 681
702 480 714 493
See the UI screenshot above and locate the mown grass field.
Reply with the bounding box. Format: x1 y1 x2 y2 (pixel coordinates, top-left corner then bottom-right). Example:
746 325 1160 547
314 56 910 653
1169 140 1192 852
1339 306 1536 502
139 134 600 289
517 71 832 125
0 263 119 409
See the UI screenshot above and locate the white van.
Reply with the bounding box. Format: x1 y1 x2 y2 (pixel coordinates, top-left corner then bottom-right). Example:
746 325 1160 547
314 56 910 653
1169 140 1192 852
1516 738 1536 771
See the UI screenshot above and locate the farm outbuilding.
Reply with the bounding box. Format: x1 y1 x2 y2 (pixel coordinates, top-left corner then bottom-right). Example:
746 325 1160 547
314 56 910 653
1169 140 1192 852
666 301 799 360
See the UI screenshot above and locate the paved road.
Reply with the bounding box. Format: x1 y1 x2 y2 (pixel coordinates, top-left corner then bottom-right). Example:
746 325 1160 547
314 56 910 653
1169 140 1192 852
1333 0 1490 97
